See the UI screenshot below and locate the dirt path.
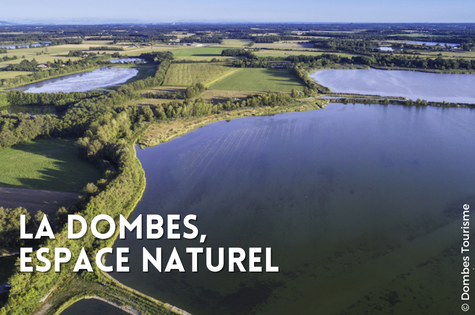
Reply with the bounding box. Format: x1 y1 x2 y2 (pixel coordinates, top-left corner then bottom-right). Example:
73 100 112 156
0 186 78 215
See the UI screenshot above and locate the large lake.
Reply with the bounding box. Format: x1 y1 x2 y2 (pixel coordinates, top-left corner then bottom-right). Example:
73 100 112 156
311 69 475 103
0 105 58 115
102 103 475 315
14 67 138 93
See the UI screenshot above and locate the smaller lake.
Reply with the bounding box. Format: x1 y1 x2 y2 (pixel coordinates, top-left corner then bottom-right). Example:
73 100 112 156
14 67 138 93
400 41 458 47
109 58 145 64
311 68 475 103
378 46 394 51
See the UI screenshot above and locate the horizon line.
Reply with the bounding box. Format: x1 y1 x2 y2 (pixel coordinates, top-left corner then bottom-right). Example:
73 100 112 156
2 21 475 26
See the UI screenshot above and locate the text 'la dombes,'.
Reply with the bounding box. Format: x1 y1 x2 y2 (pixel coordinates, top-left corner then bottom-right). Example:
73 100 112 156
18 213 279 273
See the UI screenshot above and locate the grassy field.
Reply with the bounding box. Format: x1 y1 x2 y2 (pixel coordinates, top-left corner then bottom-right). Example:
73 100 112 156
0 40 128 69
0 138 101 192
111 44 236 61
0 71 33 79
0 42 121 68
220 39 253 47
254 49 357 58
169 47 224 57
209 68 305 92
163 63 239 86
415 50 475 59
254 42 314 49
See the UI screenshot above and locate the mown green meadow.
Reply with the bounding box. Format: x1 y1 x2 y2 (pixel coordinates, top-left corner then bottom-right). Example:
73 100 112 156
209 68 305 92
162 63 239 86
0 138 101 192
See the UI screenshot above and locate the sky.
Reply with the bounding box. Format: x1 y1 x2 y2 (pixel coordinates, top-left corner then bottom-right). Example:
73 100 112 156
1 0 474 24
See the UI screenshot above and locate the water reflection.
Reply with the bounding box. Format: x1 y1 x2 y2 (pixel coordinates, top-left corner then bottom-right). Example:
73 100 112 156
311 69 475 103
14 67 138 93
105 104 475 315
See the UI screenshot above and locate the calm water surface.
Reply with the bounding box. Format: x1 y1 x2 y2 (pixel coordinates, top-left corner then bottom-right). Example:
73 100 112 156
311 69 475 103
401 41 458 47
103 103 475 315
62 299 127 315
14 67 138 93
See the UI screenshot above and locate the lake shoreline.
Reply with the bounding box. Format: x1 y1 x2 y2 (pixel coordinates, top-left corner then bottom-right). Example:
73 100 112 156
139 98 328 147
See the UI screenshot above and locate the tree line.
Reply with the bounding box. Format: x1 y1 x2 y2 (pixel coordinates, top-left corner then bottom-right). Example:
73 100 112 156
89 46 124 51
370 54 475 70
221 48 257 58
0 113 57 149
6 90 108 107
0 207 46 252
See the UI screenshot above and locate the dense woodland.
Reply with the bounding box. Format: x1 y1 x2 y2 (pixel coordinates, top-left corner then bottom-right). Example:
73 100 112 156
221 48 257 58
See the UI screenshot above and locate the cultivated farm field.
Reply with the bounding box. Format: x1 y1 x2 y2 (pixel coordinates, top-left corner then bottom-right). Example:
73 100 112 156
209 68 305 92
0 71 33 80
163 63 239 86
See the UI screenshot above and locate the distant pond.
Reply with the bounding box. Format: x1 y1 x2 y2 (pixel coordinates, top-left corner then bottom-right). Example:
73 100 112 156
400 41 459 47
